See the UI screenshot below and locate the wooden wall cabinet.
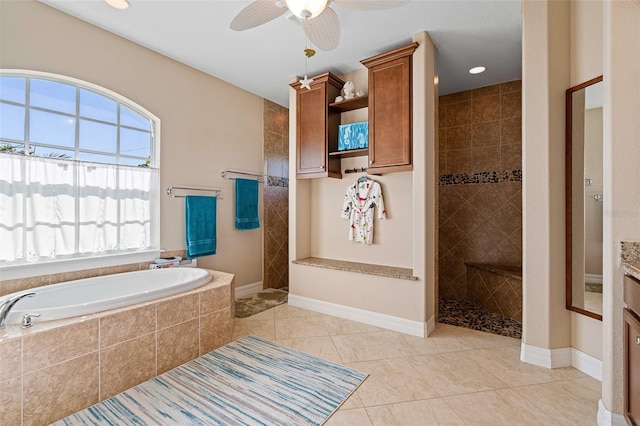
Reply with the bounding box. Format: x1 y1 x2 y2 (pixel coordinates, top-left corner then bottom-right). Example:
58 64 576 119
290 72 343 179
361 42 419 174
624 274 640 426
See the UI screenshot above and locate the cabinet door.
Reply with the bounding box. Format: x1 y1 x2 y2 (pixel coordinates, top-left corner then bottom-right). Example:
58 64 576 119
368 56 412 172
292 72 343 179
624 308 640 426
296 84 327 176
362 42 418 175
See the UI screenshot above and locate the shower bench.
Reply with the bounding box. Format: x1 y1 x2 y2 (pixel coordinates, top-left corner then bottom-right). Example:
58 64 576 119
464 262 523 322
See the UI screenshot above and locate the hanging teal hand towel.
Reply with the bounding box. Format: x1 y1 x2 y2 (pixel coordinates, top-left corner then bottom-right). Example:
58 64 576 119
185 195 217 259
235 178 260 230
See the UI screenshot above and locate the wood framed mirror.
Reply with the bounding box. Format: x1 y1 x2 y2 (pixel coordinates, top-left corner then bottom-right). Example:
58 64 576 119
566 75 603 321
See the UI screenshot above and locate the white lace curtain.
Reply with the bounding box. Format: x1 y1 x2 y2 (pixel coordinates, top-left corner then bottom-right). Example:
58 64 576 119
0 152 158 265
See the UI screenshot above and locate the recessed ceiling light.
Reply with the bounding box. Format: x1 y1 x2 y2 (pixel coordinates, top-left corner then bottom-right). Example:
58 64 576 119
469 66 486 75
105 0 130 10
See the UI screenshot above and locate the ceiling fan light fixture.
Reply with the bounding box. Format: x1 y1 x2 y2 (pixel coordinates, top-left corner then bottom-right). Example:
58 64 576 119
105 0 130 10
285 0 328 19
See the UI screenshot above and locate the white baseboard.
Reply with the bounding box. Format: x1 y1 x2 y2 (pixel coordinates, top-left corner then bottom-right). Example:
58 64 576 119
585 273 603 284
597 399 627 426
235 281 263 299
288 294 426 337
520 343 572 368
425 315 436 336
520 344 604 381
571 348 603 381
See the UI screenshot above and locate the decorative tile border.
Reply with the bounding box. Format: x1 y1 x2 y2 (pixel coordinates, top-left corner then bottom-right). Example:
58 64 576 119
267 176 289 188
439 169 522 186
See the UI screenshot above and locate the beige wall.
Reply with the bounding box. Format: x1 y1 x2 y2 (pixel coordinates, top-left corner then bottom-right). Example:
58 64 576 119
524 0 640 416
522 0 572 350
288 32 437 326
602 0 640 416
0 1 264 286
568 0 604 363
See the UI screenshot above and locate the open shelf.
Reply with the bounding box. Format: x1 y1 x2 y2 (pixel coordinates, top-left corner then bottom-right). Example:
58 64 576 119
329 96 368 112
292 257 418 281
329 148 368 158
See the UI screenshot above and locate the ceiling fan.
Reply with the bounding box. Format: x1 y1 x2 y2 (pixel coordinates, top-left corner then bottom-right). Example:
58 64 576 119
230 0 410 51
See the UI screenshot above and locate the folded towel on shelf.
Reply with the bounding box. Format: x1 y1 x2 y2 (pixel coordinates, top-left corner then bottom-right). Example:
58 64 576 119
185 195 217 259
235 178 260 230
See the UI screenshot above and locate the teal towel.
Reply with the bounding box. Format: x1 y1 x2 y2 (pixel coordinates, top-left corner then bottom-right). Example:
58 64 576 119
235 178 260 230
185 195 217 259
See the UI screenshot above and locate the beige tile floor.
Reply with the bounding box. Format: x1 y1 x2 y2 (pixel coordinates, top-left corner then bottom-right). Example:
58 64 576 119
232 303 601 426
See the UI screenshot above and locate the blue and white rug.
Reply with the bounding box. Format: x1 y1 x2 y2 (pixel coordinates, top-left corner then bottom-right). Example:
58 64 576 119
55 335 368 425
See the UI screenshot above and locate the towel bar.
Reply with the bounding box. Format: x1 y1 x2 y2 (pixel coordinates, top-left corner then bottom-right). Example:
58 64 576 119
166 186 223 199
221 169 265 182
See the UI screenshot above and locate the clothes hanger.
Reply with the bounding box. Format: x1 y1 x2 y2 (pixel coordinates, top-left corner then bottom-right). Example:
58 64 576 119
357 175 368 183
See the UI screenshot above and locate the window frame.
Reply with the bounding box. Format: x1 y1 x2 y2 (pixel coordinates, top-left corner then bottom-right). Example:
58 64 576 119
0 70 161 281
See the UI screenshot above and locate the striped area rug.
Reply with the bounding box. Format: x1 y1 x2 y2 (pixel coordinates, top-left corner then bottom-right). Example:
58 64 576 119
55 335 368 425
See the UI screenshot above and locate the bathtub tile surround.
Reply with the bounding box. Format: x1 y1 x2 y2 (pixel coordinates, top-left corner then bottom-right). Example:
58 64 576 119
0 249 188 298
0 269 234 426
157 319 199 374
438 81 522 303
23 319 99 374
100 333 157 399
23 353 99 426
263 99 290 290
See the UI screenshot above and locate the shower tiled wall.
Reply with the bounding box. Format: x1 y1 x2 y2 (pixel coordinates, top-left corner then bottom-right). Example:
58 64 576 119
263 100 289 289
438 81 523 301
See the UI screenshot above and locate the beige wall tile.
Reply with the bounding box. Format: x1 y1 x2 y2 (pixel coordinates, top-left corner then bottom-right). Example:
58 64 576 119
0 337 21 379
200 285 231 316
100 304 156 348
50 269 99 285
157 293 198 330
157 319 199 374
100 333 156 399
0 275 50 297
99 263 140 276
0 377 21 426
199 307 232 355
23 353 99 426
23 319 98 373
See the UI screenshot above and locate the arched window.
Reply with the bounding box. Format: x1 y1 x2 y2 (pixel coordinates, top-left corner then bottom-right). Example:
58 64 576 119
0 70 160 277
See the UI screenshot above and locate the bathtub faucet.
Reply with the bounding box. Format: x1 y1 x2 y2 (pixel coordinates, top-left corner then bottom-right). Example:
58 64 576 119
0 292 35 329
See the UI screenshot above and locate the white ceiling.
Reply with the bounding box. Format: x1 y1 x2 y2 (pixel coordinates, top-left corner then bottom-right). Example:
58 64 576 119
39 0 522 107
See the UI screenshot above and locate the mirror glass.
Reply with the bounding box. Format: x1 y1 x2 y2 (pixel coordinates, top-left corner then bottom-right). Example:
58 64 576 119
566 76 603 320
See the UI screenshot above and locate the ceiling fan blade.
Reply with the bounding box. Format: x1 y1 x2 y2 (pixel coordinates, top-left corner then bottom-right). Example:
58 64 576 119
302 7 340 51
230 0 287 31
334 0 410 11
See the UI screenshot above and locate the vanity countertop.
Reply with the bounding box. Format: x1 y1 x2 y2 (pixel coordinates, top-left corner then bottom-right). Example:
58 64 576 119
621 241 640 280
